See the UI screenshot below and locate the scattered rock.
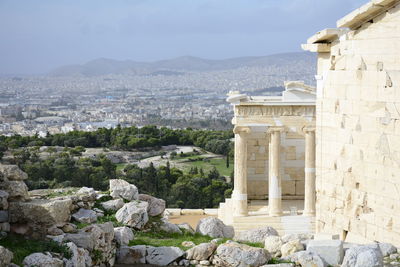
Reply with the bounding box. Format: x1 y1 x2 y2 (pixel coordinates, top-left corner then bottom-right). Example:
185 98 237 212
62 223 77 233
196 217 234 238
110 179 138 201
76 187 97 202
215 241 271 267
114 226 134 246
260 264 294 267
341 244 383 267
139 194 166 216
178 223 195 234
379 243 397 257
307 240 344 266
182 241 196 248
0 246 13 266
200 260 211 265
160 220 182 234
0 211 8 223
116 245 146 264
234 226 278 243
72 208 97 224
179 259 190 266
281 239 304 257
101 199 124 212
22 252 63 267
186 242 217 261
0 190 9 210
116 201 149 229
285 251 326 267
47 226 64 236
64 242 92 267
264 235 284 257
146 246 185 266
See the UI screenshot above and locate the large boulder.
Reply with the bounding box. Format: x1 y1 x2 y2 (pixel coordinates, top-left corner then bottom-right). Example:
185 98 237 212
341 244 383 267
378 243 397 257
110 179 138 201
114 226 134 246
9 198 72 238
4 180 29 201
76 187 97 202
116 201 148 229
281 239 304 257
64 242 92 267
196 217 234 238
285 251 326 267
146 246 185 266
234 226 278 243
64 222 116 266
0 246 13 266
186 242 217 261
72 208 97 224
117 245 146 264
22 252 63 267
0 164 28 180
139 194 166 216
307 240 344 266
264 235 284 257
214 241 271 267
101 199 124 212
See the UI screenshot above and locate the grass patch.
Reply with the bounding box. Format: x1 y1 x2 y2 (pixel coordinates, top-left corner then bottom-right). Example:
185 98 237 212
116 163 127 171
129 230 228 250
174 157 233 176
268 258 294 264
0 234 71 266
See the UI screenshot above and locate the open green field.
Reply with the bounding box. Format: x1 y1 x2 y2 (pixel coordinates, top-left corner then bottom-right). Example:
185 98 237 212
173 156 233 176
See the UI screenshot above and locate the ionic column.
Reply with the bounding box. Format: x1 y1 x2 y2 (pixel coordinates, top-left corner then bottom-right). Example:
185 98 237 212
268 127 284 217
303 126 316 216
232 126 251 217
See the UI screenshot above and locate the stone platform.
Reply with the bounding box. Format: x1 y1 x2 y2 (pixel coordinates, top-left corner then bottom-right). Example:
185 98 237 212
220 200 316 236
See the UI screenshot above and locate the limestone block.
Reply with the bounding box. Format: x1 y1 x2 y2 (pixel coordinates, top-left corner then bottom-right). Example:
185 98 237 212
306 240 344 266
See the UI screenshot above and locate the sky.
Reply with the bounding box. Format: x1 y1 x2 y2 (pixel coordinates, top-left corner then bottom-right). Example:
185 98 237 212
0 0 369 75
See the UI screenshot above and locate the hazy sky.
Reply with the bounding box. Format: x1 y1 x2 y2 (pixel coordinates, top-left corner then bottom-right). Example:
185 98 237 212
0 0 368 75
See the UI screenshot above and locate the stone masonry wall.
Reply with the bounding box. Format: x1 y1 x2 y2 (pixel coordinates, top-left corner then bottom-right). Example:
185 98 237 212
246 131 306 200
315 4 400 246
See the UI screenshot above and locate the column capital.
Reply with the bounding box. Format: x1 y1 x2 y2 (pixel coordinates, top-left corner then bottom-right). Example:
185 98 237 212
233 126 251 136
267 126 285 134
302 125 316 133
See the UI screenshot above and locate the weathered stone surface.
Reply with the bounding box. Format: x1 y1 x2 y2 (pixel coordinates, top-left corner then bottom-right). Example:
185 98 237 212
22 252 63 267
196 217 234 238
282 233 314 243
76 187 97 202
264 235 284 257
234 226 278 243
341 244 383 267
116 201 148 229
160 220 182 234
117 245 146 264
260 264 294 267
0 246 13 266
64 222 115 266
178 223 195 234
200 260 211 265
0 190 9 210
285 251 326 267
186 242 217 261
0 164 28 180
110 179 138 201
62 223 78 233
307 240 344 266
281 239 304 257
139 194 166 216
215 241 271 267
72 208 97 224
0 211 8 223
146 246 185 266
114 226 134 246
5 180 29 201
47 226 64 236
182 241 196 248
9 198 72 238
64 242 92 267
101 199 124 212
378 243 397 257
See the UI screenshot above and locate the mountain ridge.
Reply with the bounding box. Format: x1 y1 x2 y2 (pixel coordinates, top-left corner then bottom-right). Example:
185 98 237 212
50 52 316 77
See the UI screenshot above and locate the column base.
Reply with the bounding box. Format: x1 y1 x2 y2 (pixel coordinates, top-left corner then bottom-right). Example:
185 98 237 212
303 211 316 216
232 192 248 217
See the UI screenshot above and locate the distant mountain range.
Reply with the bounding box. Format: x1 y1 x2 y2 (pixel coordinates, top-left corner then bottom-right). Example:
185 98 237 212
49 52 316 77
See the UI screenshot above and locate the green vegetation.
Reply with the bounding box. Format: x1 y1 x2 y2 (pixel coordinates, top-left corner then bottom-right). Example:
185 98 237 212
129 230 226 250
174 156 233 177
0 125 233 154
0 234 71 265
